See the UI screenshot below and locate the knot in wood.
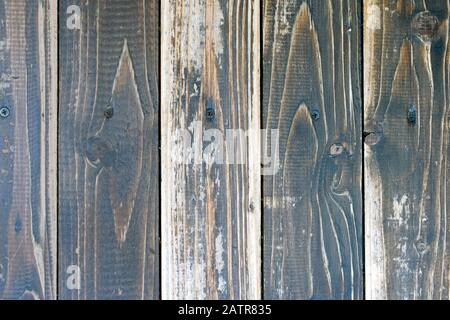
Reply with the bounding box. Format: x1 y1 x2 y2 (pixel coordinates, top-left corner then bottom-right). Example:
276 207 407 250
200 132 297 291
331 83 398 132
407 104 417 125
329 143 344 157
104 105 114 119
311 109 320 121
86 137 116 167
415 239 427 253
363 122 383 146
0 106 10 118
364 132 382 146
205 98 215 121
412 11 439 43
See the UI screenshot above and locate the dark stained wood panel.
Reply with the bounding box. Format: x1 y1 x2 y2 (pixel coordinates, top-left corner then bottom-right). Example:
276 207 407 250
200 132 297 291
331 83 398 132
58 0 159 299
263 0 363 299
364 0 450 300
0 0 57 299
161 0 261 299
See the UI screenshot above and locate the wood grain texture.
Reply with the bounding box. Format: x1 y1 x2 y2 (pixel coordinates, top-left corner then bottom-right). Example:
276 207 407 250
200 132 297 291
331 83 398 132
263 0 363 299
161 0 261 299
364 0 450 300
58 0 159 299
0 0 57 299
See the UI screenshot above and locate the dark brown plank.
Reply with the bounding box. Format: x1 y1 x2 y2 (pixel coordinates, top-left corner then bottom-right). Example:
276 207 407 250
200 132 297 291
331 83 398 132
58 0 159 299
364 0 450 299
0 0 57 300
263 0 363 299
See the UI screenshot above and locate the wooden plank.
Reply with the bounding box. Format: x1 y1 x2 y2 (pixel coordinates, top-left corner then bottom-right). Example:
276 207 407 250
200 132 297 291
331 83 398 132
161 0 261 299
263 0 363 299
0 0 57 299
58 0 159 299
364 0 450 299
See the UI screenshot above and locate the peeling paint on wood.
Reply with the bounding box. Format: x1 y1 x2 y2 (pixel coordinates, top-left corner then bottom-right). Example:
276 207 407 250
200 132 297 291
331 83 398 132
161 0 261 299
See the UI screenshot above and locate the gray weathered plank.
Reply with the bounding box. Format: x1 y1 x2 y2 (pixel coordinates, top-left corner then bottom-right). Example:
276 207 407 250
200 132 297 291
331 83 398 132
364 0 450 300
58 0 159 299
263 0 363 299
0 0 57 300
161 0 261 299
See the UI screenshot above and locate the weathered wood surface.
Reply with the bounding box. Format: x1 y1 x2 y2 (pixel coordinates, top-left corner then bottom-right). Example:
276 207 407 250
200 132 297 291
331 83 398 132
364 0 450 300
0 0 57 299
59 0 159 299
263 0 363 299
161 0 261 299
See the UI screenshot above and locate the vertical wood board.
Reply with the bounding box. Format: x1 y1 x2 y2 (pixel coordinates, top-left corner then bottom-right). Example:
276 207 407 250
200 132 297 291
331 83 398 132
0 0 57 300
364 0 450 300
263 0 363 299
58 0 159 299
161 0 261 299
